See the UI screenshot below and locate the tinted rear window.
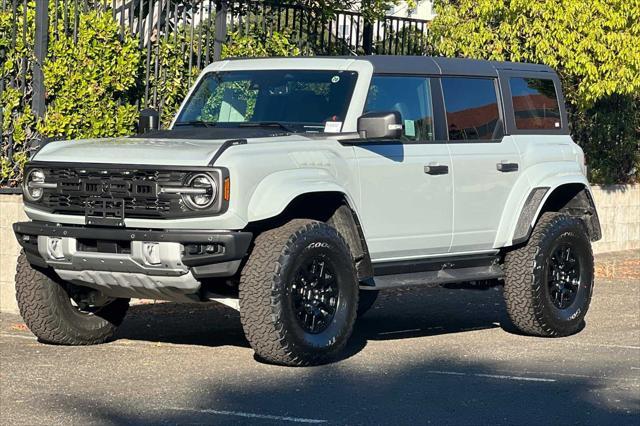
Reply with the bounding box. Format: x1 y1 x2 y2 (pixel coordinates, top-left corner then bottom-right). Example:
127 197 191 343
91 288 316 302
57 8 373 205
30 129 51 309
509 78 561 130
441 78 502 141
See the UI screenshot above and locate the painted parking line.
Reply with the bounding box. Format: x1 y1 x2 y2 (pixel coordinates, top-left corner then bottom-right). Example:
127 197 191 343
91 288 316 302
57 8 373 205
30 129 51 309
426 370 556 382
167 407 327 423
0 333 36 341
558 342 640 350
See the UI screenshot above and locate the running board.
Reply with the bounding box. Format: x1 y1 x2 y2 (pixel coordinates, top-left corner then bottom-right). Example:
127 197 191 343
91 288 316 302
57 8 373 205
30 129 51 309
362 253 504 290
367 265 504 290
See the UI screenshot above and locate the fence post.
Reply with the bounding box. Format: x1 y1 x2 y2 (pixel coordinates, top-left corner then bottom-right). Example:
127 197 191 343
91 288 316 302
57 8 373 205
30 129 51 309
363 20 373 55
33 0 49 120
361 0 373 54
213 0 228 61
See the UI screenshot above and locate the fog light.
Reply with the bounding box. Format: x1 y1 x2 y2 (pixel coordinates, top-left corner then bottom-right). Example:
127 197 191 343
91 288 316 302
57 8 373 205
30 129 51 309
47 237 64 260
142 242 161 265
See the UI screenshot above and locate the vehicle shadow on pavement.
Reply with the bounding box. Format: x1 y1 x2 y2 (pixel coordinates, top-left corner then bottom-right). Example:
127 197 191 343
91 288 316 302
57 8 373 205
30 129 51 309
115 301 251 348
115 282 511 356
12 282 639 425
46 354 639 425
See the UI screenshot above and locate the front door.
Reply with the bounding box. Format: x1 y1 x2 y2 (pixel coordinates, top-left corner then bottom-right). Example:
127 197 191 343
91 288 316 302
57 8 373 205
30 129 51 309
355 75 453 261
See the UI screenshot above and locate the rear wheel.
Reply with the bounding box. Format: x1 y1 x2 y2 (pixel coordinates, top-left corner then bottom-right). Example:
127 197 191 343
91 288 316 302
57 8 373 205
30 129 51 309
239 219 358 366
503 213 594 336
15 252 129 345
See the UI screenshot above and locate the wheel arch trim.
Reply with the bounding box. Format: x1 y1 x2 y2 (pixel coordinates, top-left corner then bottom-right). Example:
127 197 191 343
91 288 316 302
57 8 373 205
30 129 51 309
246 168 360 223
507 177 601 246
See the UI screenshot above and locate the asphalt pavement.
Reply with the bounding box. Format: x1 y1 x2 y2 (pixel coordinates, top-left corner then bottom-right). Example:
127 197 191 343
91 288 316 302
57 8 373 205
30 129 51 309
1 276 639 425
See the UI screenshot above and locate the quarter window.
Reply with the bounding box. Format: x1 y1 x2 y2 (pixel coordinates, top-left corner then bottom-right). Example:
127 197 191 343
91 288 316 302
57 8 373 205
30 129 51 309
509 77 561 130
441 77 502 141
364 76 434 141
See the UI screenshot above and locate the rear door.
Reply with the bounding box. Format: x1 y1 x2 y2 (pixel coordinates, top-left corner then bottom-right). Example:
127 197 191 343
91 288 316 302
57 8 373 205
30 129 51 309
354 75 453 261
441 76 521 253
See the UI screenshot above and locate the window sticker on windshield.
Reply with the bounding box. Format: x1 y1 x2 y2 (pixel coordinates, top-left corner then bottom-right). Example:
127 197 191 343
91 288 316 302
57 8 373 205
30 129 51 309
404 120 415 137
324 121 343 133
331 76 340 83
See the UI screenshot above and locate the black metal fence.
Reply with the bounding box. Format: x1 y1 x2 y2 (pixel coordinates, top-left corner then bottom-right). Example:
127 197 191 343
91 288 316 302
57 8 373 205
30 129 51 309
0 1 430 187
2 0 430 110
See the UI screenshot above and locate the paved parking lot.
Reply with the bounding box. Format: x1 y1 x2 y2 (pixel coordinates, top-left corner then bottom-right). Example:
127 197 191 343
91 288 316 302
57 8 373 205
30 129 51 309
1 275 639 425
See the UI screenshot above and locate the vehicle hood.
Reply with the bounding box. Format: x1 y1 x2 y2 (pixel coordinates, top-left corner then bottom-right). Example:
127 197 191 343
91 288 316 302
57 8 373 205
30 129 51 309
33 132 311 167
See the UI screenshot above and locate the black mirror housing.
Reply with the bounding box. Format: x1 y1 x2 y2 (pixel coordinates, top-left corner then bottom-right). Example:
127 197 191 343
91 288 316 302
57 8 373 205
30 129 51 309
138 108 160 134
357 111 403 139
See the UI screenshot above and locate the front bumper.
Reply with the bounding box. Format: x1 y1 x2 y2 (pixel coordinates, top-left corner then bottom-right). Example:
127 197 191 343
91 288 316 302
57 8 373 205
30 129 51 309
13 221 252 300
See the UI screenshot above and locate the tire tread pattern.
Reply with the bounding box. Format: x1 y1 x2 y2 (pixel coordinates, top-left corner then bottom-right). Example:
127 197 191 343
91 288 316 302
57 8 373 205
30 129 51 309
503 213 593 337
239 219 357 366
15 251 129 345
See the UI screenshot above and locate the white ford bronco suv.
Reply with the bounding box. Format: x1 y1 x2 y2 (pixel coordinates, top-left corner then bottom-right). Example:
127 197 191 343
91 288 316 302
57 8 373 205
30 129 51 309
13 56 601 366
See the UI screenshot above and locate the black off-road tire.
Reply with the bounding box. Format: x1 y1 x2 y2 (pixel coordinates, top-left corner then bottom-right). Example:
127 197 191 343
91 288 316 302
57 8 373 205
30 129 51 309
503 212 594 337
15 252 130 345
239 219 359 366
357 290 379 317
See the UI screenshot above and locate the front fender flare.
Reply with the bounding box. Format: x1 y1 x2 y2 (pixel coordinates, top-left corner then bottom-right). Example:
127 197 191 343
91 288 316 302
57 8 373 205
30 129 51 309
247 169 357 222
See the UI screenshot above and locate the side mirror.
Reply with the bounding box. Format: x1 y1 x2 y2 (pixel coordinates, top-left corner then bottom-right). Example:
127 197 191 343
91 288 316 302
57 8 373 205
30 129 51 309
138 108 160 134
357 111 403 139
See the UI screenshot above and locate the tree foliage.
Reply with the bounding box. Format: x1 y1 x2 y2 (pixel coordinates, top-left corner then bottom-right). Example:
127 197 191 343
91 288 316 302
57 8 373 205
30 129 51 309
429 0 640 183
291 1 416 21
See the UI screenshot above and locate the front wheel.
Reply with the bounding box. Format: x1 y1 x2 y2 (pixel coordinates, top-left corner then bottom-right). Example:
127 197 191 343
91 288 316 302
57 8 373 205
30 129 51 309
239 219 358 366
15 252 130 345
503 213 594 336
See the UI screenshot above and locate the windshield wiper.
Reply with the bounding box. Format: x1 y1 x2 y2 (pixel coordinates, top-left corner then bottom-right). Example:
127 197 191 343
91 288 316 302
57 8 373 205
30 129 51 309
174 120 217 127
237 122 293 132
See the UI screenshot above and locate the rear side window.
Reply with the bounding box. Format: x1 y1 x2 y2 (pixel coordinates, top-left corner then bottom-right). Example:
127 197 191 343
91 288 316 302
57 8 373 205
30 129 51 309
441 77 502 141
509 77 561 130
364 76 434 141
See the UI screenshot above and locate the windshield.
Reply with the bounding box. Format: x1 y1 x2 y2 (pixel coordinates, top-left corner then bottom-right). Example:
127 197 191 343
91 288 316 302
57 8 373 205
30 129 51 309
175 70 358 133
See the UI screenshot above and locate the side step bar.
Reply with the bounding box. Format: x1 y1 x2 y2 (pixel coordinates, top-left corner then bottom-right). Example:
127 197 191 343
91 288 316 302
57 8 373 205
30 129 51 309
362 253 504 290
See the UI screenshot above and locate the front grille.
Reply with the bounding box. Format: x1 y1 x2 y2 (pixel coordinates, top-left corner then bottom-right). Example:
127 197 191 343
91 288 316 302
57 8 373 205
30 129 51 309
37 166 190 218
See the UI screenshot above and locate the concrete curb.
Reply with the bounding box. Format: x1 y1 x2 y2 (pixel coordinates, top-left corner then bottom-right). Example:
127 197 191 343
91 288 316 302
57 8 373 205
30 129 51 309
594 249 640 280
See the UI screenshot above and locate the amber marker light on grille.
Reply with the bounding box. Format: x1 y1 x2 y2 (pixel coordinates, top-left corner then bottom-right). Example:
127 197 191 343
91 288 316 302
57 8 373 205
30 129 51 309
223 177 231 201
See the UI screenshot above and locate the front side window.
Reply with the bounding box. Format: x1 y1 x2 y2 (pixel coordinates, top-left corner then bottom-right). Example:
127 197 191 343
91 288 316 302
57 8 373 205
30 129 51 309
176 70 358 133
364 76 434 141
509 77 561 130
441 77 502 141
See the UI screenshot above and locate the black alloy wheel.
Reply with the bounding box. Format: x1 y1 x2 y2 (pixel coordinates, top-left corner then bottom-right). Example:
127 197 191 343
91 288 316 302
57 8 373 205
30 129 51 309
547 244 582 310
290 256 340 334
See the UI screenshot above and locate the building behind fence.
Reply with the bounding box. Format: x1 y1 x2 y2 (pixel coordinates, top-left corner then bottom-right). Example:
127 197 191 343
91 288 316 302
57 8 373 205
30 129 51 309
0 0 431 188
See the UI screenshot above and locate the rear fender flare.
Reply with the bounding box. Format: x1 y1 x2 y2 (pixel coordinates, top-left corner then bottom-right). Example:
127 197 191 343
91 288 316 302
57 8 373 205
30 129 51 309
499 173 599 247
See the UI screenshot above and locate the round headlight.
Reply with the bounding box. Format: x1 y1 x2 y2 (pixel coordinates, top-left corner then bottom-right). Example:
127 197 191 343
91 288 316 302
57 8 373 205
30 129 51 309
24 168 46 201
183 173 217 210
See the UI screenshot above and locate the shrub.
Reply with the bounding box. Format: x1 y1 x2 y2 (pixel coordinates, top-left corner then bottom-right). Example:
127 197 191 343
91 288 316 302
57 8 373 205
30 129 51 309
0 2 37 186
223 27 304 58
39 10 140 140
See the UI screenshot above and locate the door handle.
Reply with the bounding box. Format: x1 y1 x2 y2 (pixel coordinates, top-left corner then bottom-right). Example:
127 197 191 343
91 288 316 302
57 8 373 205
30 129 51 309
424 164 449 175
497 162 519 172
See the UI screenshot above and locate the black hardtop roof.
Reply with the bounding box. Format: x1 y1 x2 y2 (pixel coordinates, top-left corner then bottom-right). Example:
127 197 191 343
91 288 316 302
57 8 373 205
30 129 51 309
220 55 555 77
362 55 554 77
